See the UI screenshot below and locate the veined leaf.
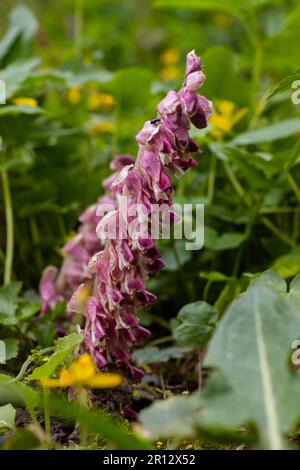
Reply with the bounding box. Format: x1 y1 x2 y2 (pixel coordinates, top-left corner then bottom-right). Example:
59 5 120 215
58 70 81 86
202 284 300 449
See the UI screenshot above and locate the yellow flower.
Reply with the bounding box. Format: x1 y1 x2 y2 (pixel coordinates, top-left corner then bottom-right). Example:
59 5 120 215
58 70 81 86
160 48 180 66
209 100 248 138
13 97 38 107
89 122 115 135
66 85 81 105
156 440 164 449
160 66 180 81
40 353 122 389
87 91 116 111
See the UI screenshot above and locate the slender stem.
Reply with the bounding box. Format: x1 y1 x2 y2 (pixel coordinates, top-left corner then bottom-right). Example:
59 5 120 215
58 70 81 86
207 153 216 203
224 161 295 248
285 170 300 205
1 170 14 285
261 216 295 248
43 387 51 441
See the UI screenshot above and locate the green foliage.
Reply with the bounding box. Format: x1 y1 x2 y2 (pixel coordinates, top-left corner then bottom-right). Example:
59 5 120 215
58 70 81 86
0 404 16 430
28 333 83 380
174 301 218 348
0 0 300 451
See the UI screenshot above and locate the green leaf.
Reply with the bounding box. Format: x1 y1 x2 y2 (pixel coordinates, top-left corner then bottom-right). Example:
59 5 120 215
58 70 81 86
288 274 300 312
140 394 200 438
134 346 192 365
202 284 300 449
0 404 16 430
2 338 20 360
174 301 218 348
269 69 300 98
0 58 40 99
0 282 22 325
205 227 246 251
28 333 83 380
232 119 300 145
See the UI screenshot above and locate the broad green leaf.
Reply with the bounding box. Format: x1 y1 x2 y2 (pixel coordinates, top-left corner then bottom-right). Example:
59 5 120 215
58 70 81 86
232 119 300 145
134 346 192 365
214 279 241 315
174 301 218 348
288 274 300 312
249 270 287 294
1 338 20 360
269 69 300 98
0 282 22 325
203 284 300 449
0 404 16 429
0 58 40 99
140 394 200 438
28 333 83 380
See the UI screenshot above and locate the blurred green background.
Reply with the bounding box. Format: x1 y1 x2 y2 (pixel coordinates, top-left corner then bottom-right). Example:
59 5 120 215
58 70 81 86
0 0 299 309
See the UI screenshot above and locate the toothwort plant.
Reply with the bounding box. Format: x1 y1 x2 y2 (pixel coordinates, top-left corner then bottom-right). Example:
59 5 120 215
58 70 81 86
40 51 212 378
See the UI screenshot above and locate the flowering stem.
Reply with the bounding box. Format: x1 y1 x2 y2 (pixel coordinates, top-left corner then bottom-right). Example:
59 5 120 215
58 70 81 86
1 170 14 285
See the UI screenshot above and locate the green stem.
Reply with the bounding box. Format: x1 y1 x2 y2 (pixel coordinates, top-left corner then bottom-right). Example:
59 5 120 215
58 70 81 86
43 387 51 441
1 170 14 285
261 216 295 248
207 153 216 203
285 170 300 205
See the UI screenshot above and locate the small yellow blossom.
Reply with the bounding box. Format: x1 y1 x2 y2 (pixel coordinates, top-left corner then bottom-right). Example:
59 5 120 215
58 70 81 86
87 91 116 111
160 48 180 66
209 100 248 138
40 353 122 389
66 85 81 105
160 66 180 81
89 122 115 136
156 440 164 450
13 97 38 107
